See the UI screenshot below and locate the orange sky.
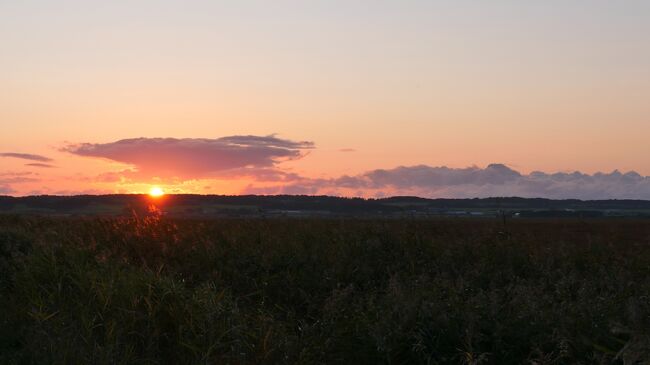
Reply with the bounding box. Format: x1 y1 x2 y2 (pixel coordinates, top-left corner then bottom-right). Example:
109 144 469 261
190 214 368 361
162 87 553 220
1 1 649 198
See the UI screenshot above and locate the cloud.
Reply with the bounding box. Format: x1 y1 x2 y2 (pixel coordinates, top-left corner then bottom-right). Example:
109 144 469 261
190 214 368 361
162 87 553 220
0 173 39 195
47 134 650 199
243 164 650 200
25 163 56 168
0 152 53 162
361 164 521 189
0 176 40 184
63 135 314 179
339 148 356 152
0 171 36 177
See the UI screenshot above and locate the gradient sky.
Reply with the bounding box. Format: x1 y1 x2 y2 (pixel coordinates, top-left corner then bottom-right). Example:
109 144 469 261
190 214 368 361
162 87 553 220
1 1 650 197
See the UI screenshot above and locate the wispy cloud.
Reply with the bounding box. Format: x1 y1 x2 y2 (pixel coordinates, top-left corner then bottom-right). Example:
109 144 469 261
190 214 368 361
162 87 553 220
0 171 36 177
0 152 53 162
25 163 56 168
0 176 40 184
63 135 314 179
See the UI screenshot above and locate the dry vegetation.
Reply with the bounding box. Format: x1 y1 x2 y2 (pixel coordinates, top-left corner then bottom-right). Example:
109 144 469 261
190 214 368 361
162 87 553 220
1 212 650 364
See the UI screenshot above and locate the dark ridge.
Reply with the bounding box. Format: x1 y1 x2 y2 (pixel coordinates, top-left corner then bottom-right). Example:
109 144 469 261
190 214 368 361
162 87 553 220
2 194 650 217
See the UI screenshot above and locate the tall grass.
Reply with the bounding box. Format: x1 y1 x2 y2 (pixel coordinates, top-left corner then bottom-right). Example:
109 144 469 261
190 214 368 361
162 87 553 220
1 214 649 364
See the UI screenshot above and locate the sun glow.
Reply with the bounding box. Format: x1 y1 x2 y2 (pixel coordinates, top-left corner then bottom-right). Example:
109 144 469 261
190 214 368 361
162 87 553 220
149 186 165 197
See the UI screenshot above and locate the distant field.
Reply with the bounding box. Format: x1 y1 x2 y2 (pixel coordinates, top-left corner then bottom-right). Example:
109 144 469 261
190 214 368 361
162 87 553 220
1 214 649 364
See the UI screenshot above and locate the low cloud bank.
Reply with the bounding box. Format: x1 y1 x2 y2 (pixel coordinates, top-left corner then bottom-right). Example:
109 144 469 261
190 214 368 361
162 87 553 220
245 164 650 200
0 173 40 195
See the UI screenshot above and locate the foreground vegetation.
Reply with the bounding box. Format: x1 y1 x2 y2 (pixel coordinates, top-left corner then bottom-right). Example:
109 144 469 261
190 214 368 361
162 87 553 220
1 213 650 364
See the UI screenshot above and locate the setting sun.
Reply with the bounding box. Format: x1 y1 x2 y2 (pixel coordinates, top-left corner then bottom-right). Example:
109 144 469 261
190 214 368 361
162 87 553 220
149 187 165 197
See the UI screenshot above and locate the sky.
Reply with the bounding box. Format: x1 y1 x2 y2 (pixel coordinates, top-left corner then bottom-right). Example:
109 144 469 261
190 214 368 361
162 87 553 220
1 0 650 198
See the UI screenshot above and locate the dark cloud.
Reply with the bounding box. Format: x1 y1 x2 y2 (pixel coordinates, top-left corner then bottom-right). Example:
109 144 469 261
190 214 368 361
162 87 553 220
0 185 15 194
25 163 56 168
64 135 314 179
0 152 53 162
243 164 650 200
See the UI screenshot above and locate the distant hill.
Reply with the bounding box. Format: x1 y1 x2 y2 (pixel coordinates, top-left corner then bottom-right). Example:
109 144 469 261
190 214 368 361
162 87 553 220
2 194 650 218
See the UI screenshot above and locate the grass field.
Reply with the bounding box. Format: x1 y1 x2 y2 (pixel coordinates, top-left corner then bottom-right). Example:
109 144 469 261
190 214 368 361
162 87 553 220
1 213 649 364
